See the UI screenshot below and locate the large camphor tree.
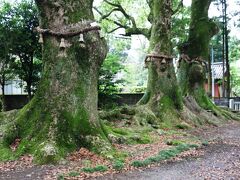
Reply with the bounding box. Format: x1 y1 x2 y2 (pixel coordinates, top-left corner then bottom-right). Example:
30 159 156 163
0 0 110 163
136 0 183 126
178 0 237 123
98 0 184 127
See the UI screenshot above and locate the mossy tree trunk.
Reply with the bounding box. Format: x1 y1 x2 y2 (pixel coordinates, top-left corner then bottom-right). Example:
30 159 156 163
178 0 218 110
2 0 109 163
177 0 238 122
137 0 182 125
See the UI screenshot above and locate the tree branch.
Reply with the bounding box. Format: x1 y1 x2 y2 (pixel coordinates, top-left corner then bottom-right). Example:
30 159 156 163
107 26 122 33
103 0 136 27
99 8 120 21
95 0 150 38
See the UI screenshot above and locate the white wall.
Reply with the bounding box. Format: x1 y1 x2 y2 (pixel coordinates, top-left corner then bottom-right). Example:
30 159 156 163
0 80 26 95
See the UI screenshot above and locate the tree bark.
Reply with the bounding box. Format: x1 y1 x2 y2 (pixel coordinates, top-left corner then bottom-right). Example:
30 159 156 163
223 0 230 98
26 82 32 101
178 0 218 110
137 0 182 125
3 0 109 163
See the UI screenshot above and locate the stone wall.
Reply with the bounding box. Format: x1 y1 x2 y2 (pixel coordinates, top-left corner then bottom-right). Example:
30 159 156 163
4 94 240 111
4 95 29 111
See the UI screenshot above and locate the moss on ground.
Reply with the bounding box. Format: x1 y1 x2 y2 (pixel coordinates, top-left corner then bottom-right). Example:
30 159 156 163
0 97 111 164
104 125 152 145
131 143 199 167
0 110 19 161
82 165 108 173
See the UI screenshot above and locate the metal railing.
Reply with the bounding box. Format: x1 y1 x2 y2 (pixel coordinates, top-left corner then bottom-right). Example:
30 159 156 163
229 99 240 111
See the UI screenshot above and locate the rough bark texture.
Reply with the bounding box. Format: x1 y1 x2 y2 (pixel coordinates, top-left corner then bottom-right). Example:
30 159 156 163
137 0 183 128
178 0 238 122
178 0 218 110
1 0 109 163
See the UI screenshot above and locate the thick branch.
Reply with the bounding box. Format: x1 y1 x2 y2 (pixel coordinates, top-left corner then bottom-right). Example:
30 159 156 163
95 1 150 38
99 8 120 21
103 0 136 28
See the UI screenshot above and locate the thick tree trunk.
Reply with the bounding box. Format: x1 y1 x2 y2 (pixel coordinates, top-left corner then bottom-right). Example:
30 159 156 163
2 0 109 163
177 0 238 122
178 0 218 110
137 0 182 126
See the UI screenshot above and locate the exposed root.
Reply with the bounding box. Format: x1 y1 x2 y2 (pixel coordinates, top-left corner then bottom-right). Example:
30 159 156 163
182 95 240 127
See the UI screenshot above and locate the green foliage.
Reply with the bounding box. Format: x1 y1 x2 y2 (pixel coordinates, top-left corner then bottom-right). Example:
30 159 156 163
11 1 42 97
82 165 108 173
98 35 129 108
112 160 125 171
229 37 240 96
172 3 191 55
229 37 240 62
0 1 42 99
0 2 16 110
95 0 150 35
231 66 240 96
0 144 16 161
99 54 124 96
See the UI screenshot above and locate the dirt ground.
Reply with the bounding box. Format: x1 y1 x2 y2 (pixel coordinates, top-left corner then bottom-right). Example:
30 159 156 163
1 121 240 180
97 121 240 180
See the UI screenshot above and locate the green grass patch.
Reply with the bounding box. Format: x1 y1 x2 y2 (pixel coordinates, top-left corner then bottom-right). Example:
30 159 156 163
82 165 108 173
131 143 199 167
166 139 185 146
112 160 124 171
68 171 80 177
201 140 209 146
0 144 16 161
57 174 65 180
